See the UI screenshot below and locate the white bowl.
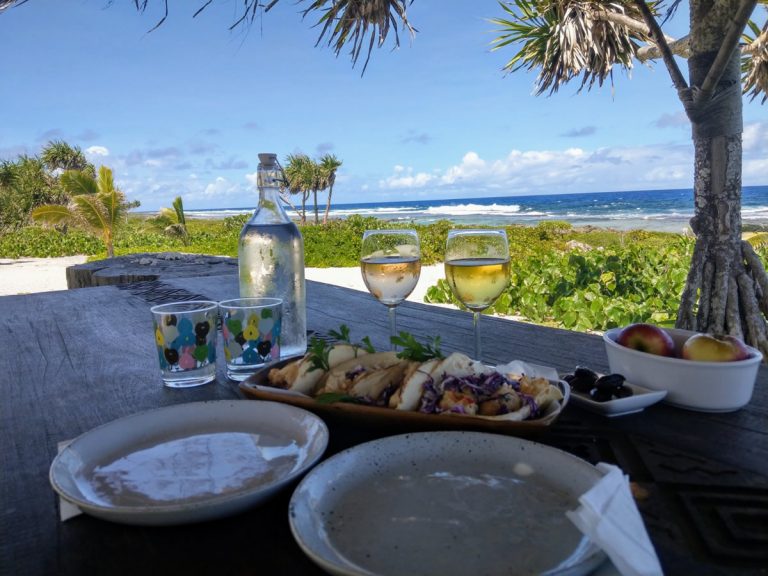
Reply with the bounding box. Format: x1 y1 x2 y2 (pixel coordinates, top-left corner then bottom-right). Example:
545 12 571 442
603 327 762 412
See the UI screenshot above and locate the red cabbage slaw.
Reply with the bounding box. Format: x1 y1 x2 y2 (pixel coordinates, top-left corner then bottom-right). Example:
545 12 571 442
419 371 540 418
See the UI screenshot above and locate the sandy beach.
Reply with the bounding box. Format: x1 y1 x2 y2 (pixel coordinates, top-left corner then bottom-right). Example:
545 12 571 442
0 255 447 303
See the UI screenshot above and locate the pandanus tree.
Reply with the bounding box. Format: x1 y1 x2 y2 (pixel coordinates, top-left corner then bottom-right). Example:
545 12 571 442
489 0 768 354
31 166 129 257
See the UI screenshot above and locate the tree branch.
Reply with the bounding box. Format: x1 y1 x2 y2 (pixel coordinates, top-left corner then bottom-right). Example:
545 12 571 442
699 0 758 102
637 35 690 62
631 0 688 92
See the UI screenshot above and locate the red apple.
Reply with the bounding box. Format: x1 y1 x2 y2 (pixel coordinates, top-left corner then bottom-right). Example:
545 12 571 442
616 323 676 357
681 333 750 362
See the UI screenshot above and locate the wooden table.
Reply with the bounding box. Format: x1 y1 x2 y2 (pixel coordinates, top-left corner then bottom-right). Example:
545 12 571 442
1 273 767 575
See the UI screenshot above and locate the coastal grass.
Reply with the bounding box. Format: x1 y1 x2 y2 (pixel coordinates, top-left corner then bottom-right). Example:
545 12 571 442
0 213 703 331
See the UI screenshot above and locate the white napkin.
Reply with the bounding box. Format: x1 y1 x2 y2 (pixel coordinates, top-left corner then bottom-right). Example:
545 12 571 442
495 360 560 382
567 463 663 576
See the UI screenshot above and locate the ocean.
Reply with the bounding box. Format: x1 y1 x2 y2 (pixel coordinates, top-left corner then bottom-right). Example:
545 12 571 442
183 186 768 233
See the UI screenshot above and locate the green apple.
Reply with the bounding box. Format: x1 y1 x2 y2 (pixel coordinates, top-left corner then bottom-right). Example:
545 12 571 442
681 333 750 362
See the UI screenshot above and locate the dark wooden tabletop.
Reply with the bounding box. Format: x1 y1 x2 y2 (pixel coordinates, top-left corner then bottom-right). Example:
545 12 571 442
1 273 767 576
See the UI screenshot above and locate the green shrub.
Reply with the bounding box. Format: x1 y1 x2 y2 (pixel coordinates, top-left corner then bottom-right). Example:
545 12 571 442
1 215 699 334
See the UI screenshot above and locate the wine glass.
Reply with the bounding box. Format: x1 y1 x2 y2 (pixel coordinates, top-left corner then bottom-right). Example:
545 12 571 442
444 229 510 360
360 230 421 348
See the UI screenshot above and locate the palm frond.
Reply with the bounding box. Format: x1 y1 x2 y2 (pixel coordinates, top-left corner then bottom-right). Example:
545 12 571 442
60 170 99 196
71 194 110 235
156 207 176 223
299 0 416 74
31 204 75 225
746 232 768 248
172 196 186 226
491 0 651 95
742 16 768 104
95 167 126 226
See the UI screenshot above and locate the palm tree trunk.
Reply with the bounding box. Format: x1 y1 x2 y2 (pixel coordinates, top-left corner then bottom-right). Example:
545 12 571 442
675 0 768 356
313 189 319 224
301 192 308 224
323 183 334 224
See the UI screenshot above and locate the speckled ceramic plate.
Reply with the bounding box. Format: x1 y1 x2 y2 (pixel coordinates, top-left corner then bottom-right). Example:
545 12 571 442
289 431 607 576
50 400 328 526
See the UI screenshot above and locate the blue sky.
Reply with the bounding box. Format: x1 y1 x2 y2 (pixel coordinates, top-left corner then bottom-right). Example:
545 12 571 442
1 0 766 211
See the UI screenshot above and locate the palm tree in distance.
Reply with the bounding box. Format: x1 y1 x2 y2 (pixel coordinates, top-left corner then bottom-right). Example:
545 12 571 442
283 153 313 224
320 154 342 224
31 166 129 257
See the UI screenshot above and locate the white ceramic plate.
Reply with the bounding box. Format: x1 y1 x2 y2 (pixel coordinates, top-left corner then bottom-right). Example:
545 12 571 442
569 381 668 417
289 431 607 576
50 400 328 526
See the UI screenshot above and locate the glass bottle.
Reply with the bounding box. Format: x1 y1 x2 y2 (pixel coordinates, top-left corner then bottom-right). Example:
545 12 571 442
238 153 306 358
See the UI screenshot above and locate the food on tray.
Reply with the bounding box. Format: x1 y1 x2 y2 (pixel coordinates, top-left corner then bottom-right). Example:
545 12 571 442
268 343 369 394
267 328 563 421
563 367 633 402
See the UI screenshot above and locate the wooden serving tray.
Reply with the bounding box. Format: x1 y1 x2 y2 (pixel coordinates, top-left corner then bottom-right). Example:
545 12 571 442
239 358 570 436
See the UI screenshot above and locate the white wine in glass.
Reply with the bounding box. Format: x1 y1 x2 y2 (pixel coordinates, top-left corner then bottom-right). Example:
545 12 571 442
444 230 510 360
361 230 421 348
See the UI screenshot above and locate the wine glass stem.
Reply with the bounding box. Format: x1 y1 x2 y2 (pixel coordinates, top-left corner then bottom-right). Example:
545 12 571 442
389 306 397 350
473 311 481 360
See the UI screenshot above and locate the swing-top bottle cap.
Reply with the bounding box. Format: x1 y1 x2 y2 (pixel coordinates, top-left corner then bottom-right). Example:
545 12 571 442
258 153 278 167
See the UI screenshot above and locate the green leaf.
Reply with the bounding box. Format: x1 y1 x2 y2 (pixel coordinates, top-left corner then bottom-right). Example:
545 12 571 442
391 331 443 362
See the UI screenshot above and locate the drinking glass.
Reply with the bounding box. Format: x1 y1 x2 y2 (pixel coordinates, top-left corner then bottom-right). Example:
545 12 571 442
444 229 510 360
360 230 421 348
151 300 218 388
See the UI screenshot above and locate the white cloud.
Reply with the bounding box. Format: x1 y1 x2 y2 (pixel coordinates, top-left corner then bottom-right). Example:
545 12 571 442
85 145 109 157
379 166 435 189
743 121 768 154
378 143 694 196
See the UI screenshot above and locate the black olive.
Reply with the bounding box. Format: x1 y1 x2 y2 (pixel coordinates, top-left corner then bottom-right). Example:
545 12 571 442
568 367 598 393
235 332 246 346
595 373 626 392
589 388 613 403
613 385 634 398
574 366 599 385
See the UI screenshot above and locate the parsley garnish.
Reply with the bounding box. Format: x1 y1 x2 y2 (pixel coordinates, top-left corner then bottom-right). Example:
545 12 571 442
306 336 331 372
391 331 444 362
307 325 377 372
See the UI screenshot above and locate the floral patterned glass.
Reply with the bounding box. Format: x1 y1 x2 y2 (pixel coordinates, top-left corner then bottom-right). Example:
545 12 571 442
220 298 282 382
151 301 218 388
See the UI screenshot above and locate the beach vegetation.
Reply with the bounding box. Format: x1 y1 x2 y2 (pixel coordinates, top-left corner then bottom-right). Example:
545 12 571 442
31 166 131 258
148 196 190 245
0 141 95 232
3 214 766 333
